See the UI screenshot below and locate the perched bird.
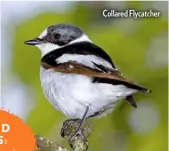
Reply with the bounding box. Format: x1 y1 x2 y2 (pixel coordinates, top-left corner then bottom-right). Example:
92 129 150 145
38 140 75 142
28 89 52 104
25 24 151 148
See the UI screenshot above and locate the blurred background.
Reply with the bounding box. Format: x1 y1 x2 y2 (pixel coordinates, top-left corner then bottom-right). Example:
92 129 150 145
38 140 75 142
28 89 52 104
1 1 168 151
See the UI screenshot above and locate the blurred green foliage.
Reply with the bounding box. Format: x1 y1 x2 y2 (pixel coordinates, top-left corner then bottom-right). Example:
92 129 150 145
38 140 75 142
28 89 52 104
12 1 167 151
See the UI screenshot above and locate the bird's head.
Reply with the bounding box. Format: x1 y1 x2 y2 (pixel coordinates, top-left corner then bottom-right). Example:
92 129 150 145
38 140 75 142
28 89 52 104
24 24 92 56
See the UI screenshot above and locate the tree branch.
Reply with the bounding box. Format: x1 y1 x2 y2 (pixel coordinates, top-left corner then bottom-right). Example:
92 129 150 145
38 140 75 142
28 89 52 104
35 119 93 151
36 135 69 151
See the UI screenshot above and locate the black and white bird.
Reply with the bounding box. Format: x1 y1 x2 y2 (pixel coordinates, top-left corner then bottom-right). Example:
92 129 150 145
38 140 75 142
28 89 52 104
25 23 151 148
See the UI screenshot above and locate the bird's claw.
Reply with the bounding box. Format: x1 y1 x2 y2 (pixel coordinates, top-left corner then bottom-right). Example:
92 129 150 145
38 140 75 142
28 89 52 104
69 129 88 151
60 119 80 138
60 118 92 150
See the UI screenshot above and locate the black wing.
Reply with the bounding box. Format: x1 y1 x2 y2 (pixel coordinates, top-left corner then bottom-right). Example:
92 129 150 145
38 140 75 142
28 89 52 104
41 41 116 69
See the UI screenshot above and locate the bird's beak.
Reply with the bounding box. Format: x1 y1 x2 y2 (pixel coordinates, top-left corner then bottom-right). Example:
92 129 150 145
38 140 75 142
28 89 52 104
24 38 43 45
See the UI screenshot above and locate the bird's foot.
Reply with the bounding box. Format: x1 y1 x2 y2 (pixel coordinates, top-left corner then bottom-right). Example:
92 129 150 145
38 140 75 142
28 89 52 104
69 128 88 150
61 119 93 138
60 118 93 150
61 119 81 138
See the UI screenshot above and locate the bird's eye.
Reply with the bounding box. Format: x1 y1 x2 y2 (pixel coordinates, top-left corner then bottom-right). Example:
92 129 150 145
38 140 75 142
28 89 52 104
53 33 61 39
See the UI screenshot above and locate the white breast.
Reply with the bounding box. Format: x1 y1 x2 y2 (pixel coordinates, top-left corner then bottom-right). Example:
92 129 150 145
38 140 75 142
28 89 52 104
40 67 137 119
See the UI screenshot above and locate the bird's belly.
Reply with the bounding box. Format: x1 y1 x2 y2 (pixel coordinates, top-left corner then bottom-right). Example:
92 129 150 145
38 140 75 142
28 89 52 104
40 68 136 119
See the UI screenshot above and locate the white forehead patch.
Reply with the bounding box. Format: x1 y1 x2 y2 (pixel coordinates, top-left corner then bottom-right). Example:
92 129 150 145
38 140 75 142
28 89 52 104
37 28 59 56
39 28 48 39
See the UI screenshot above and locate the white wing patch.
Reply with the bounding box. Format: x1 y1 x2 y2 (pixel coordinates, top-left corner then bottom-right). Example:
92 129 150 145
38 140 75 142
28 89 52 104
56 54 113 70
